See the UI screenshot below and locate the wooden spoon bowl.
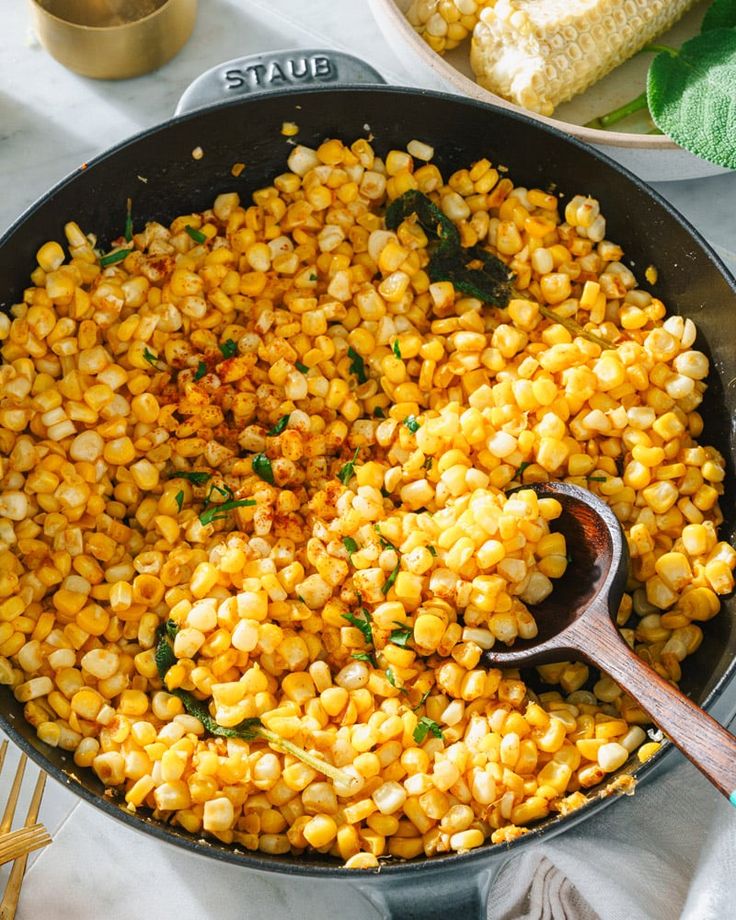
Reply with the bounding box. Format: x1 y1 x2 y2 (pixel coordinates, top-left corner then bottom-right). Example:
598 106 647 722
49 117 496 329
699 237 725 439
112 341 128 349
481 481 736 804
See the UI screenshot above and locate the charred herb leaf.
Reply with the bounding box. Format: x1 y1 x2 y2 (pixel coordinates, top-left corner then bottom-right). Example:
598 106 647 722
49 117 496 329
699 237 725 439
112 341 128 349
386 190 513 306
385 189 459 259
428 242 513 306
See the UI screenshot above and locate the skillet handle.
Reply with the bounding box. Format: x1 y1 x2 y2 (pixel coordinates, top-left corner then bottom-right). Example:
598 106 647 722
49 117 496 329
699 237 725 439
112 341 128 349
353 861 501 920
175 49 386 115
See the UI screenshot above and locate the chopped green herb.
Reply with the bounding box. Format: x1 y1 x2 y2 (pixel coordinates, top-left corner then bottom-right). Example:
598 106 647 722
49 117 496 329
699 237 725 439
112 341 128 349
352 652 374 665
392 340 402 360
424 456 433 470
373 406 386 419
194 361 207 381
297 595 307 604
343 609 374 648
143 347 162 367
100 248 132 267
586 475 607 482
124 198 133 243
375 528 397 552
168 471 212 485
267 414 290 436
413 716 444 744
427 545 437 557
206 482 233 502
385 668 407 693
382 562 400 596
309 272 318 281
342 536 359 556
337 447 360 486
185 225 207 244
219 339 238 359
295 360 309 374
155 625 355 786
199 497 256 526
413 688 432 712
347 346 368 384
175 490 184 513
516 461 532 478
252 453 274 484
404 415 420 433
389 624 412 648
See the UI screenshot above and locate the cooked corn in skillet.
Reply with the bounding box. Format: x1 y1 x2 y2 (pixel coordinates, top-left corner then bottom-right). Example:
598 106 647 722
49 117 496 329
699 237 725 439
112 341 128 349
0 136 733 865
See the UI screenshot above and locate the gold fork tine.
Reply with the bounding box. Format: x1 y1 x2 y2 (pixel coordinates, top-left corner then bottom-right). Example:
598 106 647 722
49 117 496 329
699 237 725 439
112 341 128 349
0 770 47 920
0 824 47 848
0 825 51 866
0 755 26 836
0 741 8 774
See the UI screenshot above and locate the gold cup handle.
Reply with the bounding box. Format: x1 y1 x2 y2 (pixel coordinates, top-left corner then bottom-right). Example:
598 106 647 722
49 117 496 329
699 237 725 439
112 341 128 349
174 49 386 116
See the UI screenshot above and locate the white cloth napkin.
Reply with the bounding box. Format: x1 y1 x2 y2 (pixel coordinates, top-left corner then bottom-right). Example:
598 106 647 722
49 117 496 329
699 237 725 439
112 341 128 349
490 732 736 920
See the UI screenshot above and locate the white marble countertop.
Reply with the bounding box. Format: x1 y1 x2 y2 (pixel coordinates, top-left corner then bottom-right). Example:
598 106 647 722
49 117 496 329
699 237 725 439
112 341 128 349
0 2 734 918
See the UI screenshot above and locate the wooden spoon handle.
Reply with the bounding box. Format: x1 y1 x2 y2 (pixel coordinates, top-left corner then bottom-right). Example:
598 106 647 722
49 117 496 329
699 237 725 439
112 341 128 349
578 611 736 803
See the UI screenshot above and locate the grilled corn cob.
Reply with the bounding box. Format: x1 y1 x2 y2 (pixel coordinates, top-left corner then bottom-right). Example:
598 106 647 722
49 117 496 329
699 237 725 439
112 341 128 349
470 0 696 116
406 0 494 53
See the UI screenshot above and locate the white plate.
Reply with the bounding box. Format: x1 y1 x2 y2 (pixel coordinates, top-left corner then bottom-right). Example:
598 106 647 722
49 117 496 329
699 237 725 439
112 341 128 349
368 0 728 182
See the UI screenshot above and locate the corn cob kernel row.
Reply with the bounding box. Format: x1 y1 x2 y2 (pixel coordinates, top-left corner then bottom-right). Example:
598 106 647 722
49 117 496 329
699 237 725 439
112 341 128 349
470 0 696 116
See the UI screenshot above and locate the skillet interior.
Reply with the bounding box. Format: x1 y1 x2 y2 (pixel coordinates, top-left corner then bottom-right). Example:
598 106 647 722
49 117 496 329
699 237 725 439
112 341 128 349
0 86 734 878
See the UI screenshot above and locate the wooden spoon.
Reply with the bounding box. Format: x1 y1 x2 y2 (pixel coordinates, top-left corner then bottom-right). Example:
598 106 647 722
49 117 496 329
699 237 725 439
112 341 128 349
481 481 736 803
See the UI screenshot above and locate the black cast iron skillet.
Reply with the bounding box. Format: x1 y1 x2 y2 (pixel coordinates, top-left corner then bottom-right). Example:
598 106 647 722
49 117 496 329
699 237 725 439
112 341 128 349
1 50 735 920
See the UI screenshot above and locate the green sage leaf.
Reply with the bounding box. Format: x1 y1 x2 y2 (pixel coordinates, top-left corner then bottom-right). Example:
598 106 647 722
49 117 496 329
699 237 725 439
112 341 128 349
647 30 736 169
